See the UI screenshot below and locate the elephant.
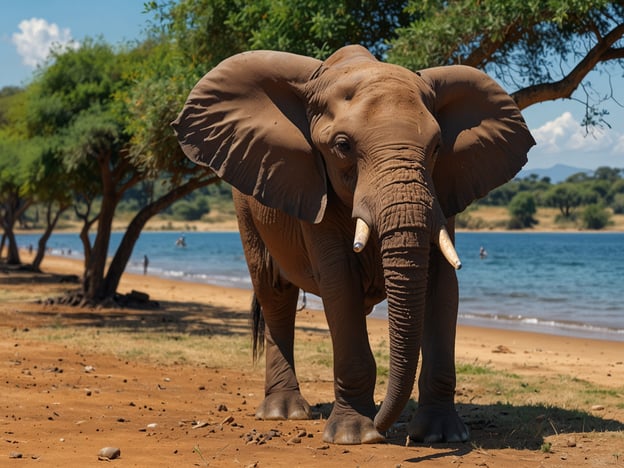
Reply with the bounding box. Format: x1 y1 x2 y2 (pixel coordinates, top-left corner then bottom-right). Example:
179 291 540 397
172 45 535 445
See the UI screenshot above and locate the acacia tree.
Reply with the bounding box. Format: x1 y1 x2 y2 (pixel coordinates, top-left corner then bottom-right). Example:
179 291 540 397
389 1 624 121
20 38 218 303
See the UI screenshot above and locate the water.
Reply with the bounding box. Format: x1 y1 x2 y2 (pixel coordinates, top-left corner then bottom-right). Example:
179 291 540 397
15 231 624 342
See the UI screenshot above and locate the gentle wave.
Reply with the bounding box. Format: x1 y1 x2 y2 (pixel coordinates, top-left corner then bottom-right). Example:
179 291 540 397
459 311 624 341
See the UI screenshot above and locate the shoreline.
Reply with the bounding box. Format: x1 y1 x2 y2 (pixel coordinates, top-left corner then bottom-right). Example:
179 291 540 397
17 251 624 348
12 246 624 344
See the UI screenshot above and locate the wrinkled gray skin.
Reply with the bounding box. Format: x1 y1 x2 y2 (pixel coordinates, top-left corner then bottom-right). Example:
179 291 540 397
173 45 535 445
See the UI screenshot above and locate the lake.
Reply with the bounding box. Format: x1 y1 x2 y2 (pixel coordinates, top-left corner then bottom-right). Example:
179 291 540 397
15 231 624 342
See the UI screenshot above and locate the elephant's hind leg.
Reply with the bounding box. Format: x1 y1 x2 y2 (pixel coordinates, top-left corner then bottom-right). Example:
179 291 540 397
235 192 311 421
254 281 312 420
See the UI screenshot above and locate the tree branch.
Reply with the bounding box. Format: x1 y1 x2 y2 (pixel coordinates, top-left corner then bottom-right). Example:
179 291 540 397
512 23 624 110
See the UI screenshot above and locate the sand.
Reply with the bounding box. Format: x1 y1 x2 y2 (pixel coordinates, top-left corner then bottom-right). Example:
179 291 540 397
1 252 622 467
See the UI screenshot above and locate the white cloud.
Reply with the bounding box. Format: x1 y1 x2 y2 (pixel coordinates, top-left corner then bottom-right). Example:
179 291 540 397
11 18 78 68
531 111 619 154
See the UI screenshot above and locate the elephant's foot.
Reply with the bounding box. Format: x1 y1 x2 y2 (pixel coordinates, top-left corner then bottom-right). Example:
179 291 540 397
255 390 312 420
323 408 385 445
408 403 469 443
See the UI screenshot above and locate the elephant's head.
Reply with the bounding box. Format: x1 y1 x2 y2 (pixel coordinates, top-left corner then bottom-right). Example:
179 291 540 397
172 45 535 432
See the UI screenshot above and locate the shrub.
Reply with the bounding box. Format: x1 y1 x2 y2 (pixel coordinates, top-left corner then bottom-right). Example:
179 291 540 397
611 193 624 214
507 192 537 228
580 204 611 230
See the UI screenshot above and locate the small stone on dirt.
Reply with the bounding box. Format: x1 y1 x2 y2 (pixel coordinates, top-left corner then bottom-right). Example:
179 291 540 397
97 447 120 460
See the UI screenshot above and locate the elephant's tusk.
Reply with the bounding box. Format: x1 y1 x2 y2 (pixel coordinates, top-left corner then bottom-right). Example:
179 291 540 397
436 226 462 270
353 218 370 253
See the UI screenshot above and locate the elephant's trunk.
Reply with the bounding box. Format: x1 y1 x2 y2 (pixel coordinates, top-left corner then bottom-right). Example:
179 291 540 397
370 181 433 433
374 228 430 432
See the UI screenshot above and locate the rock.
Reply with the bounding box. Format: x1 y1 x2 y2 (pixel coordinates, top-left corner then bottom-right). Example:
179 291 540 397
9 452 23 459
97 447 121 460
566 436 577 447
591 404 605 411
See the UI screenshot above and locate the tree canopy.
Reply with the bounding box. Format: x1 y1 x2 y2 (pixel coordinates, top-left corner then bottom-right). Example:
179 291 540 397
389 1 624 125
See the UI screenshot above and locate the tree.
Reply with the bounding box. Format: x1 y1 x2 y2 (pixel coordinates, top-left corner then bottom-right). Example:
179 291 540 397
23 39 145 301
543 183 584 218
21 37 221 303
21 137 73 271
508 192 537 228
389 1 624 125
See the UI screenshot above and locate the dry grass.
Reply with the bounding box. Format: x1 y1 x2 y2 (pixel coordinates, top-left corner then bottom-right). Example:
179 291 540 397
460 205 624 231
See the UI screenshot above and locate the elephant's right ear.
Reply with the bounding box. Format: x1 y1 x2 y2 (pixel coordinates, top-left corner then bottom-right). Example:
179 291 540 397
172 51 327 224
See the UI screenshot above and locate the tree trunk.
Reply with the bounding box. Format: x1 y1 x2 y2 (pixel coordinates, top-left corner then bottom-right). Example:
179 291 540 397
102 174 219 298
83 192 117 302
1 195 31 265
4 228 21 265
31 203 68 271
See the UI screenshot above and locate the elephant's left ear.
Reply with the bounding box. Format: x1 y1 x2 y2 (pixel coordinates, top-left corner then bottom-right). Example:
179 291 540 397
421 65 536 217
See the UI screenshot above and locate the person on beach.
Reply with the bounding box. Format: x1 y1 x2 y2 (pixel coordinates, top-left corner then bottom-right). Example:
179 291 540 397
143 255 149 275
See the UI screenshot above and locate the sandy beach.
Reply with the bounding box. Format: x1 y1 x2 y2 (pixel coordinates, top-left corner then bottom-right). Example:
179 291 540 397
1 252 623 467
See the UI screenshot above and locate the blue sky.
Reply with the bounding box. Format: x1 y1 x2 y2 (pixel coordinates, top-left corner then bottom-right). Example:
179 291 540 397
1 1 623 171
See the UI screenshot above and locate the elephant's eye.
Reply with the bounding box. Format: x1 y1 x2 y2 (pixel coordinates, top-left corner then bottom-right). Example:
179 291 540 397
334 136 352 154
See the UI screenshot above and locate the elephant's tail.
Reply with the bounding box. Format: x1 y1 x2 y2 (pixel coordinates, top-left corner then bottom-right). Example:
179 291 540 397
251 293 265 363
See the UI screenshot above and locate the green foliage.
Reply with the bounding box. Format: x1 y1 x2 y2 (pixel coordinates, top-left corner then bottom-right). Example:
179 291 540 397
543 183 584 218
612 193 624 214
389 1 620 79
508 192 537 228
146 0 413 64
480 175 551 207
170 197 210 221
580 204 611 229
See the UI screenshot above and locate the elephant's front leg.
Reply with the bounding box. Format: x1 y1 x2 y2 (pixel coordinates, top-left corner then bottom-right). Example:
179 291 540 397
321 290 384 445
307 227 384 444
408 244 469 443
255 282 312 421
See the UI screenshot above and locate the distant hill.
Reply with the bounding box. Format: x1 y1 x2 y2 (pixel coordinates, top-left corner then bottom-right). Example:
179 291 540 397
516 164 592 183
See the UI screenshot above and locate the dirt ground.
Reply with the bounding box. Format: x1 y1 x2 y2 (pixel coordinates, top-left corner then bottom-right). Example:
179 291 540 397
1 254 623 467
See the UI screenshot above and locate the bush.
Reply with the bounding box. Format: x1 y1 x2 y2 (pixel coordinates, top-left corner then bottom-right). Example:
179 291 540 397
507 192 537 228
611 193 624 214
580 204 611 230
455 211 486 229
170 197 210 221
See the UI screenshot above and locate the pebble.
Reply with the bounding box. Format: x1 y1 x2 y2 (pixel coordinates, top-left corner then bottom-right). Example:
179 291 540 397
97 447 121 460
9 452 23 459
